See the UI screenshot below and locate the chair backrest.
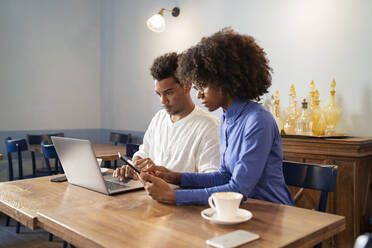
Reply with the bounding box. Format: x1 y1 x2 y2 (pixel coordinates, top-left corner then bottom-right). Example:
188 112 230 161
354 233 372 248
109 132 132 146
283 161 338 212
41 142 63 174
26 133 64 145
5 138 28 153
4 138 29 180
126 143 140 158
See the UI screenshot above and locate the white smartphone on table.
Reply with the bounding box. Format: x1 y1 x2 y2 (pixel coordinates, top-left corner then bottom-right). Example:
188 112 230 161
206 230 260 248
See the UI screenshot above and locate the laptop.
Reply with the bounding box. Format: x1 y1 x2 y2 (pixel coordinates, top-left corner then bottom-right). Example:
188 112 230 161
51 136 143 195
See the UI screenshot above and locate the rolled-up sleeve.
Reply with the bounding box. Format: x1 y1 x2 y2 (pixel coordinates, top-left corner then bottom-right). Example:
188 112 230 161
175 116 273 205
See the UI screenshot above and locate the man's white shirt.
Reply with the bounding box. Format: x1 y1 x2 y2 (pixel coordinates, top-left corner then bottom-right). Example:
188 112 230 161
134 105 220 172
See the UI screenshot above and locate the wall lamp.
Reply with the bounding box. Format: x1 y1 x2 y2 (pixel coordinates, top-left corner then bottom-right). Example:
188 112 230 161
146 7 180 33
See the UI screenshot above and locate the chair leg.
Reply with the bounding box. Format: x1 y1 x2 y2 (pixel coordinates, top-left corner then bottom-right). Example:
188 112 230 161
18 149 23 179
314 243 322 248
5 215 10 226
53 159 58 174
49 233 54 241
31 151 36 175
8 152 14 181
16 221 20 233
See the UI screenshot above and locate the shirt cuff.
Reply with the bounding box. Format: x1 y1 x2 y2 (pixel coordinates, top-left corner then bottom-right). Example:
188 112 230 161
174 188 209 206
180 172 201 187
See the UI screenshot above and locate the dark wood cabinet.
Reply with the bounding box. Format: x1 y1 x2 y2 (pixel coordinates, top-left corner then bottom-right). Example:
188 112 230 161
282 136 372 248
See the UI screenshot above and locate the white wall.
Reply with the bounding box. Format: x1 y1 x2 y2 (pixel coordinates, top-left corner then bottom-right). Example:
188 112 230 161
0 0 101 130
102 0 372 137
1 0 371 137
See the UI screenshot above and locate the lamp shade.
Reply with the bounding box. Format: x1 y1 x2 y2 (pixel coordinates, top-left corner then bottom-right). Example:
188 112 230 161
146 14 165 32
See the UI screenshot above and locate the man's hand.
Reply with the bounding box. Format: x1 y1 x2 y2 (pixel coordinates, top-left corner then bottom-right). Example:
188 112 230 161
140 173 175 204
112 157 155 181
113 165 138 181
142 165 181 185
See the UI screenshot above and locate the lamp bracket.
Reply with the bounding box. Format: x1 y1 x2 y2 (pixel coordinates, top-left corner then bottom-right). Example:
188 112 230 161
171 7 180 17
158 7 180 17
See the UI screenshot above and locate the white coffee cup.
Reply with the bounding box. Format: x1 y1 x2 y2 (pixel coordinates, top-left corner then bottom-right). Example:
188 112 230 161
208 192 243 221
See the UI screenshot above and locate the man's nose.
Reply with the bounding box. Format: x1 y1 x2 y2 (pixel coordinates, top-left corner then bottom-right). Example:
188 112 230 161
160 95 168 104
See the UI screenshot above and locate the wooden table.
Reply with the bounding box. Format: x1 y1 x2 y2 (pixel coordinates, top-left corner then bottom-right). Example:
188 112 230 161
29 143 125 167
92 144 125 161
0 176 345 248
29 143 125 161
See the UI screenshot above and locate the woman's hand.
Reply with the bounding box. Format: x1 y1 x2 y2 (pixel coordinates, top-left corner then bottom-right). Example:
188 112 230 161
133 157 155 170
142 165 181 185
140 173 175 204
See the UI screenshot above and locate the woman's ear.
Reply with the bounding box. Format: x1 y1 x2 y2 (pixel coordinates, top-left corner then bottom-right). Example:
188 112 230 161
183 82 192 93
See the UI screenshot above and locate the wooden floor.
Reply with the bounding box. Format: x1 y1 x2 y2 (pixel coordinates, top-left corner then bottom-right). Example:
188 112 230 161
0 212 64 248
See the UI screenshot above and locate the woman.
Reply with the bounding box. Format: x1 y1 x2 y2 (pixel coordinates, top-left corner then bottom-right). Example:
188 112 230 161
140 28 293 206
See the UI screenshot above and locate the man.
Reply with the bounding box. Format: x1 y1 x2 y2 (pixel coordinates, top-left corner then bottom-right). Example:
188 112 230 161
114 52 220 180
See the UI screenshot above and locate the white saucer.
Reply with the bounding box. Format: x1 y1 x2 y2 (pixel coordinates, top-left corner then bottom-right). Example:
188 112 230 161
100 168 109 173
201 208 253 225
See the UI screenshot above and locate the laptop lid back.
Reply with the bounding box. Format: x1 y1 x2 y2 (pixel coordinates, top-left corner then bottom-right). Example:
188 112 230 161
51 136 109 194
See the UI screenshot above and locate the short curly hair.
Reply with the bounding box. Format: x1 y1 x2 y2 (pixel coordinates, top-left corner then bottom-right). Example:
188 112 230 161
177 28 272 100
150 52 181 84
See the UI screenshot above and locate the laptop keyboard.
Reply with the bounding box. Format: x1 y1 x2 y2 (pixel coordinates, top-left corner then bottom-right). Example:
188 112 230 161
104 180 128 191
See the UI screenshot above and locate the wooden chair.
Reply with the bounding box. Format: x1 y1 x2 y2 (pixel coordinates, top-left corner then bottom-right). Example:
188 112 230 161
354 233 372 248
283 161 338 248
109 132 132 168
4 137 30 233
41 141 63 175
109 132 132 146
4 138 31 181
26 133 64 175
126 143 140 158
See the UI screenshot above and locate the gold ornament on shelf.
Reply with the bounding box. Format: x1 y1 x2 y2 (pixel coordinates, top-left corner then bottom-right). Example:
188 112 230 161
322 79 342 135
314 113 326 136
265 93 276 117
311 90 325 136
296 99 312 135
283 86 297 134
283 84 299 120
274 91 284 134
308 80 316 114
283 85 300 134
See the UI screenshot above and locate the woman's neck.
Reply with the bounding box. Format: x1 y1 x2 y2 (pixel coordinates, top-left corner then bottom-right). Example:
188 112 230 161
222 97 235 112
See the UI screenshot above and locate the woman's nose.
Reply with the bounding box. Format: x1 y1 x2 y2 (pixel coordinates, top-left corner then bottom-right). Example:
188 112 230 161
196 91 204 99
